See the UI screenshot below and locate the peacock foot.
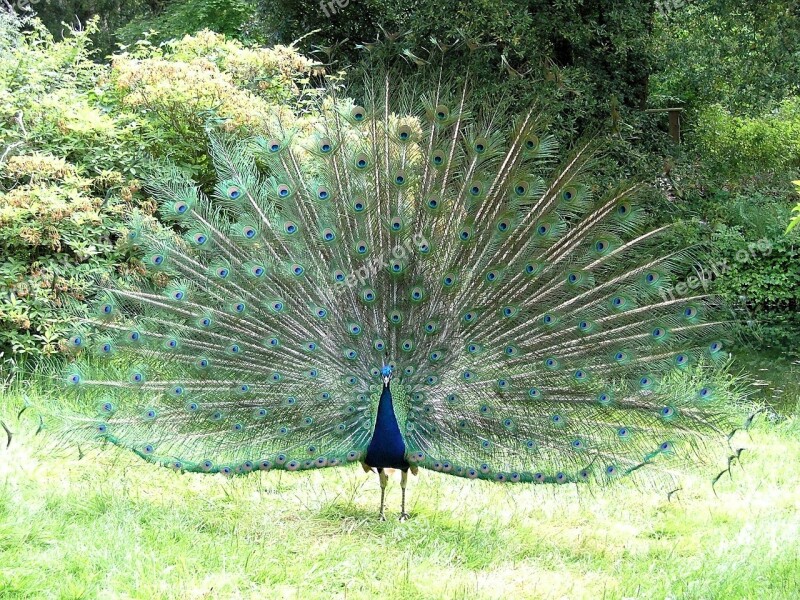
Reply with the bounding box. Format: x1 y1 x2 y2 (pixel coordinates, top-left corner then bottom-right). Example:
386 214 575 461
399 512 410 522
379 512 387 521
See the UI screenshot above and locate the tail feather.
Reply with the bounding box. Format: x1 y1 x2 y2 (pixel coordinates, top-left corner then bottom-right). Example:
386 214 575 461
51 43 749 485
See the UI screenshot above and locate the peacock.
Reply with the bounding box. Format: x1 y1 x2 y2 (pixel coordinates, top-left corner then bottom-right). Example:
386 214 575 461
52 40 748 521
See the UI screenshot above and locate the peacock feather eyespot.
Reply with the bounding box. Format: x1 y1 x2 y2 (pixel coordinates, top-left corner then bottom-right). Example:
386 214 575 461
659 441 675 455
660 406 676 420
433 104 450 121
266 138 282 153
473 137 488 154
467 342 482 354
232 423 244 432
429 350 442 362
410 287 424 302
497 219 510 232
536 223 550 236
524 262 541 276
524 135 540 151
198 316 212 328
270 372 282 382
276 184 291 198
424 320 439 334
502 306 519 318
709 341 723 354
226 185 242 200
388 310 403 324
195 357 210 369
426 197 440 209
514 180 529 196
354 153 369 170
200 460 213 472
355 241 368 254
463 311 477 324
597 391 613 405
479 463 491 474
344 348 358 360
431 150 446 167
322 228 336 242
528 387 541 398
269 301 283 313
442 273 457 287
333 269 346 282
551 414 565 427
275 454 288 465
284 221 298 234
389 216 403 231
258 460 272 471
458 227 472 241
561 186 577 202
130 371 145 384
303 417 314 427
534 472 545 483
426 375 439 385
291 263 305 276
574 369 588 381
393 172 406 186
318 138 333 154
617 427 632 440
571 438 586 450
373 338 385 351
401 339 414 352
698 386 713 400
639 375 656 389
144 408 157 420
347 451 359 462
674 353 689 367
142 444 155 455
351 105 366 121
496 379 510 390
480 439 492 450
469 182 483 196
316 186 330 200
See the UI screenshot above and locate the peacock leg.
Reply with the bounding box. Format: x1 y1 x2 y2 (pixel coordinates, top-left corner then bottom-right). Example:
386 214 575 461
399 469 410 521
378 469 388 521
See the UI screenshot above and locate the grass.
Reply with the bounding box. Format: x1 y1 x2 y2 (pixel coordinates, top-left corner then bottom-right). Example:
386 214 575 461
0 385 798 599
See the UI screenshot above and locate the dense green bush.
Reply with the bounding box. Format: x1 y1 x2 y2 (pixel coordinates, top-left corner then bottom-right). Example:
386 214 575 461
116 0 255 48
689 100 800 181
0 16 317 358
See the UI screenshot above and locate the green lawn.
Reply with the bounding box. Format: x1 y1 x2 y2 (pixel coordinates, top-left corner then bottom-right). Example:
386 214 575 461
1 388 798 600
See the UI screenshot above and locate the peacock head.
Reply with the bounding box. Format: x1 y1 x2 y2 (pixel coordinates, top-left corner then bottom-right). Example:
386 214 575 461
381 364 394 384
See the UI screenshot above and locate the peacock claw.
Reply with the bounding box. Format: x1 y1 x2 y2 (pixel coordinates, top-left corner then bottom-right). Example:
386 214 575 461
379 513 386 521
399 512 410 522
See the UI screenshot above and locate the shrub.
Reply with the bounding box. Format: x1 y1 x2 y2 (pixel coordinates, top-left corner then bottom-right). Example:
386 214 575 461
0 18 317 358
690 99 800 181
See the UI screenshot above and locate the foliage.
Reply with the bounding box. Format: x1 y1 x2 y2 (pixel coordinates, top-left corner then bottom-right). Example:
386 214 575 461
787 180 800 234
116 0 256 48
650 0 800 115
0 18 317 358
257 0 658 114
689 99 800 181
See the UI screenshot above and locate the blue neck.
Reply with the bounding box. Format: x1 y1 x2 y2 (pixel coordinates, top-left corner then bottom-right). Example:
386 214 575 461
365 384 408 469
